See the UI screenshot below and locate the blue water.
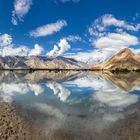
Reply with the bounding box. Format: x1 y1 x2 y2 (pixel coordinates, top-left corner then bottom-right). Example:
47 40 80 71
0 71 140 139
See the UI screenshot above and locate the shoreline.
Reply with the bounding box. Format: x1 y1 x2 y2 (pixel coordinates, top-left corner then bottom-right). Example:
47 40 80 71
0 68 139 72
0 102 46 140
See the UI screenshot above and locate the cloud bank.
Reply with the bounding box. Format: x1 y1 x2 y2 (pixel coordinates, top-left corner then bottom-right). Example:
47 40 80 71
0 33 44 56
67 14 140 64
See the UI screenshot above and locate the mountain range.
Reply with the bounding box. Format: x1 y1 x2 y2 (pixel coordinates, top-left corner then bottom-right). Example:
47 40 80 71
0 48 140 70
0 56 86 69
91 48 140 71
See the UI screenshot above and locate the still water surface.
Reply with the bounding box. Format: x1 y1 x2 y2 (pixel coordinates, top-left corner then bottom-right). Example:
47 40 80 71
0 71 140 140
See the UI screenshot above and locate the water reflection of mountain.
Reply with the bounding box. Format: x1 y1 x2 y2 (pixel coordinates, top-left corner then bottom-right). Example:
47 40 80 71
0 71 139 114
0 71 140 104
1 71 140 91
0 70 84 83
90 71 140 91
0 71 140 140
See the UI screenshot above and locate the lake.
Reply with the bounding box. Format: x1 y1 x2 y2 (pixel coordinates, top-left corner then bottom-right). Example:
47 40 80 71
0 71 140 140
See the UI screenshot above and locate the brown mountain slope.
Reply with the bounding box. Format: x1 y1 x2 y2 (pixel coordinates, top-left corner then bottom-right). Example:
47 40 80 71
92 48 140 70
0 56 86 69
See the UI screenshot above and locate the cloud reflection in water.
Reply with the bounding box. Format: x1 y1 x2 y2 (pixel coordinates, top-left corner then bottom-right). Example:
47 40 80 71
0 71 139 138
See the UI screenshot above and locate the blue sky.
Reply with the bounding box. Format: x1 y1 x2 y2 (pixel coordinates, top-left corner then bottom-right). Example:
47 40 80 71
0 0 140 63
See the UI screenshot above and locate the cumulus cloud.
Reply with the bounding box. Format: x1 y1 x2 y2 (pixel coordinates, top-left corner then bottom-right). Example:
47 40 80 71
29 20 67 37
47 38 71 57
94 32 138 49
89 14 140 37
1 45 29 57
28 44 44 56
0 34 12 46
11 0 32 25
88 15 140 63
0 33 44 57
67 14 140 64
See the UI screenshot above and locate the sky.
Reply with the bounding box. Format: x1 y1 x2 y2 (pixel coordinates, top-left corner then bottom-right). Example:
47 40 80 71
1 0 140 63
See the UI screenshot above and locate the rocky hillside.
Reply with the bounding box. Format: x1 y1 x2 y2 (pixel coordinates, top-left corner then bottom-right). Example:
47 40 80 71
0 56 86 69
92 48 140 70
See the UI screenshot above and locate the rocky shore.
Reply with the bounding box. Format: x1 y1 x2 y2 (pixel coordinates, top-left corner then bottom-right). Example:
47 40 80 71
0 102 46 140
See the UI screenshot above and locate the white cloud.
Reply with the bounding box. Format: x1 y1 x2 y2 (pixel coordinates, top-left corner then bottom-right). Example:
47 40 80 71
66 34 139 63
0 34 28 56
64 35 82 42
1 45 29 57
0 34 13 46
67 14 140 64
0 44 44 57
89 14 140 37
0 33 44 57
94 33 138 49
47 45 59 57
66 32 139 63
11 0 32 25
57 39 71 55
102 14 140 31
28 44 44 56
65 47 126 64
88 29 139 64
47 38 71 57
29 20 67 37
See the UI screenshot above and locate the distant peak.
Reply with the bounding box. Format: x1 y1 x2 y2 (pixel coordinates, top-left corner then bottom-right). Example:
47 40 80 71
120 48 133 54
